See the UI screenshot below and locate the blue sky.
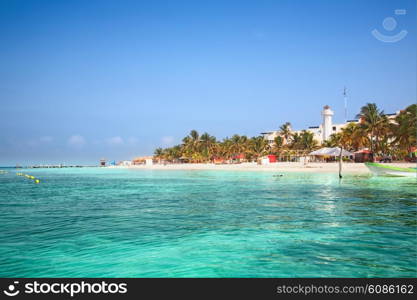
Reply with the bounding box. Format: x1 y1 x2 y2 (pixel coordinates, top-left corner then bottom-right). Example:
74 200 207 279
0 0 415 165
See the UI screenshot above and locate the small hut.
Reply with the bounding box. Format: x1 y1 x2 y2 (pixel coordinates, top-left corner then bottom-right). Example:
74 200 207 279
132 156 154 165
354 150 373 163
213 157 225 164
232 153 245 163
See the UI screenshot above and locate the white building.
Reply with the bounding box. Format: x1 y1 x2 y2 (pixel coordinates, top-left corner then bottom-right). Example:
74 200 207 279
145 158 153 166
119 160 132 166
322 105 334 141
261 105 399 146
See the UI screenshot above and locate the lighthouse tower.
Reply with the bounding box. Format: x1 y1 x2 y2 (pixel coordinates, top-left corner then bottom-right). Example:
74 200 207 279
321 105 334 141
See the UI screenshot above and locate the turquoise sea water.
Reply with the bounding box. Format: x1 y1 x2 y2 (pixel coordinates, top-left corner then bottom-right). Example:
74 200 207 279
0 167 416 277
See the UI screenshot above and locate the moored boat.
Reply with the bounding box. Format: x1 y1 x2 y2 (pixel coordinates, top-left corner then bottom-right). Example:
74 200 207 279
365 162 417 177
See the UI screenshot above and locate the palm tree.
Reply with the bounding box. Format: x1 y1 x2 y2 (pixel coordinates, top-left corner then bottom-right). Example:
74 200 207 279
325 124 367 151
200 132 217 162
374 115 391 155
391 104 417 158
405 103 417 122
279 122 292 144
356 103 384 155
189 129 199 141
170 145 183 161
220 137 233 160
289 132 301 149
273 136 283 156
299 130 319 164
228 134 249 160
350 124 369 151
154 148 164 163
338 123 361 151
182 130 201 162
300 130 319 152
229 135 242 157
248 136 270 160
239 135 249 154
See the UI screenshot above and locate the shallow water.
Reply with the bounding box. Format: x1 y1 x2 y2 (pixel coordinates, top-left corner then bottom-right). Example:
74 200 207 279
0 167 416 277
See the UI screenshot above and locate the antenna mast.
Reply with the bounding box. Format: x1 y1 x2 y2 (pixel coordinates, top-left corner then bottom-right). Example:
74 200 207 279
343 87 347 123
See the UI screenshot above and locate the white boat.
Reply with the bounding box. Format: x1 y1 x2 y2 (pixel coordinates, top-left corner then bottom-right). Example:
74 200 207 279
365 162 417 177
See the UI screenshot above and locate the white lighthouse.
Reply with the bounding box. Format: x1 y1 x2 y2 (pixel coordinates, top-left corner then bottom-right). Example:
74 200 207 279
321 105 334 141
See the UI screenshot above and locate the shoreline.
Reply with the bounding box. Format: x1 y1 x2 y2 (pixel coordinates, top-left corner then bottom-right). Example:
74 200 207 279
108 162 416 174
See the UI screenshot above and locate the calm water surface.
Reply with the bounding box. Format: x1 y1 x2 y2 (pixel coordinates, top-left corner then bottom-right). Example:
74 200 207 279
0 168 416 277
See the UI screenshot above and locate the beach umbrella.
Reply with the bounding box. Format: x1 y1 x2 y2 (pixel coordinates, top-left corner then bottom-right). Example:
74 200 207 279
309 147 353 157
309 147 354 179
309 147 332 156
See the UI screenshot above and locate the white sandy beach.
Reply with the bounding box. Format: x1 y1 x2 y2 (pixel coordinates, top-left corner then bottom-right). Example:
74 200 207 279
113 162 416 175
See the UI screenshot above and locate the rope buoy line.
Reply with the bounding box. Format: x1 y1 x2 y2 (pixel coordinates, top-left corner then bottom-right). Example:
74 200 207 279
16 172 41 184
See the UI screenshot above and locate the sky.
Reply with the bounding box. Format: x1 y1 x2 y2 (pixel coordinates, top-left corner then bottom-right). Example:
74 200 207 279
0 0 415 165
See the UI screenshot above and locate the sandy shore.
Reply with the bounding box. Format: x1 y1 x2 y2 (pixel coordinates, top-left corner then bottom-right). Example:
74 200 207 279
111 162 416 175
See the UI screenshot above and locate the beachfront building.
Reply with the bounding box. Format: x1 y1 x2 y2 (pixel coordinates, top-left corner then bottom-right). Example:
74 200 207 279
118 160 132 166
261 105 399 146
132 156 154 165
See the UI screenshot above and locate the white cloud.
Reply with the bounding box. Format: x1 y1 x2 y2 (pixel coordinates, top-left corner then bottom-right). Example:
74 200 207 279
26 140 38 147
25 136 53 147
39 136 53 143
161 136 175 146
106 136 124 146
127 137 139 145
67 135 86 148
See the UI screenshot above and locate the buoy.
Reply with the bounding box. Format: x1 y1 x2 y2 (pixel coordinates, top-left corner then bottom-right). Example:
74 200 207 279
30 176 35 179
35 179 40 184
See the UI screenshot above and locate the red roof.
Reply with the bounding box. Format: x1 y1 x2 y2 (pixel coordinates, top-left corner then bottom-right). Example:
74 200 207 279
354 149 372 154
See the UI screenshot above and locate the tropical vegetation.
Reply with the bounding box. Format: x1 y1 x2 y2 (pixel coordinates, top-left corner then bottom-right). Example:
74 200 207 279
154 103 416 163
325 103 416 159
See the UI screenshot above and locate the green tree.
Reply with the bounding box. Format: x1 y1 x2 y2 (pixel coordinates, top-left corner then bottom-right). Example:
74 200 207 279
279 122 292 144
356 103 385 154
154 147 164 162
182 130 201 162
200 132 217 162
272 136 284 156
299 130 318 152
391 104 416 158
289 132 301 149
248 136 270 160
